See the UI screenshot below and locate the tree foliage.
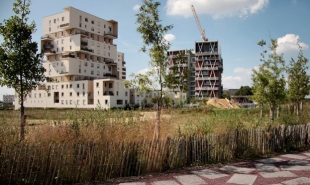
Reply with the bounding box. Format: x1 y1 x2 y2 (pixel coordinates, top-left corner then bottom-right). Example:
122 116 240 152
251 39 286 122
0 0 47 141
235 86 253 96
287 40 310 116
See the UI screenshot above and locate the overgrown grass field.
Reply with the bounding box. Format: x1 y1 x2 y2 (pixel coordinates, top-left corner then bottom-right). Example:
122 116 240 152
0 102 309 146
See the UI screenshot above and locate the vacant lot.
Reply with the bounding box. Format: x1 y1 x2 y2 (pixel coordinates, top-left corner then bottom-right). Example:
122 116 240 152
0 102 309 146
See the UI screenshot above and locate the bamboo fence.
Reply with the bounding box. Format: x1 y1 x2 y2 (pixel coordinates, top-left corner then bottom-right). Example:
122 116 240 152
0 124 309 184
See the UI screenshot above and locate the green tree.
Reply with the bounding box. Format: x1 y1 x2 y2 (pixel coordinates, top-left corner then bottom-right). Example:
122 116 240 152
252 39 286 122
125 0 173 140
287 40 310 116
0 0 47 141
235 86 253 96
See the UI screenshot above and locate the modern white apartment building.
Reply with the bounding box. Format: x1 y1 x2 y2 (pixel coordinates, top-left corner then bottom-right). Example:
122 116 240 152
15 6 129 109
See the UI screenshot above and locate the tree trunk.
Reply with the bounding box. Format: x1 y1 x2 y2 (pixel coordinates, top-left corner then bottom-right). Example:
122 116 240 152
277 105 280 118
300 100 303 111
154 100 161 140
20 95 25 142
270 103 275 122
296 101 300 117
260 104 263 119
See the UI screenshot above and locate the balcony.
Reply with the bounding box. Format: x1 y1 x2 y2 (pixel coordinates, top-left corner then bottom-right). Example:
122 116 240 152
62 54 75 59
81 40 88 46
59 23 70 29
104 31 117 38
104 59 117 65
80 47 93 53
41 35 53 41
43 50 56 56
196 76 218 81
103 73 117 78
44 44 53 49
76 30 89 37
197 86 218 91
103 91 114 96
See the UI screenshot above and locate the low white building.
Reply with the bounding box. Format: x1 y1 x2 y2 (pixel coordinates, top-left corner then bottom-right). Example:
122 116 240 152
130 89 187 107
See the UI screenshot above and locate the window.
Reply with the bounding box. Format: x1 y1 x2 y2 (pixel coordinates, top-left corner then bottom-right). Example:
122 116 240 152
54 19 56 23
77 92 80 96
70 84 72 88
70 46 72 50
96 82 99 87
97 64 99 68
61 92 64 97
91 63 94 67
79 23 82 27
49 20 51 26
91 20 94 24
80 15 82 21
61 62 63 66
77 84 80 88
61 100 64 104
85 25 87 28
105 100 108 105
48 93 51 97
97 71 99 76
61 31 63 36
108 67 111 71
117 91 118 96
85 18 88 22
91 70 94 75
109 83 113 88
125 92 128 96
61 47 64 51
49 28 51 32
62 17 64 21
57 48 59 52
84 62 87 66
61 39 64 44
117 100 123 105
91 27 94 31
39 93 41 98
70 92 72 96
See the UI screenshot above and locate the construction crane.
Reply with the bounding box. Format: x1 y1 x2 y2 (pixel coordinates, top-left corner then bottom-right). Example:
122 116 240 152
191 5 207 41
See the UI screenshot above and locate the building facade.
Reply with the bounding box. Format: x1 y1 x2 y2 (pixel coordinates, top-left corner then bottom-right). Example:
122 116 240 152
15 6 129 109
168 41 223 99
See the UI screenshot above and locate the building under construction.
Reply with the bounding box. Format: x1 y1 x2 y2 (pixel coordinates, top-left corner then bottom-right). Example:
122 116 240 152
167 5 223 99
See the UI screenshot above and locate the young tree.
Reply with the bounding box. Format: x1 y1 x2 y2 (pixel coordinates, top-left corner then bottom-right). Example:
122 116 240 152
127 0 173 140
252 39 286 122
0 0 46 141
287 40 310 116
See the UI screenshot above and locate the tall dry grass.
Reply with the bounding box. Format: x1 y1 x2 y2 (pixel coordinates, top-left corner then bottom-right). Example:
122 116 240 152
0 101 309 146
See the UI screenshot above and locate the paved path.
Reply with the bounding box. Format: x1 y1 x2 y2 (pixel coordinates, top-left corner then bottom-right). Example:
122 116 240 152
112 151 310 185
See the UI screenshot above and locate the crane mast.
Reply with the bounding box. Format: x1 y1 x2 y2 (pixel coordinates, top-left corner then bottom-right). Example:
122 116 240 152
191 5 207 41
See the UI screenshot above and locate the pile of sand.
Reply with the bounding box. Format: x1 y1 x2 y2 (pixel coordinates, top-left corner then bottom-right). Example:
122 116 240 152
207 99 240 109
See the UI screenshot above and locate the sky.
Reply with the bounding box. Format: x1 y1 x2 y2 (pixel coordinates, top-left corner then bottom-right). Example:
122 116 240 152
0 0 310 100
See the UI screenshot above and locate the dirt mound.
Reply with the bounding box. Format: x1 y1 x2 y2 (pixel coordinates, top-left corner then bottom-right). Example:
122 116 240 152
207 98 240 109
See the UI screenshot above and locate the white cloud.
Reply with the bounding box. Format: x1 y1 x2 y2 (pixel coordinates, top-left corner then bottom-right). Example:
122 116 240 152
277 34 309 54
166 0 269 19
164 33 176 42
137 68 150 75
133 4 140 11
234 67 253 76
222 67 258 89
